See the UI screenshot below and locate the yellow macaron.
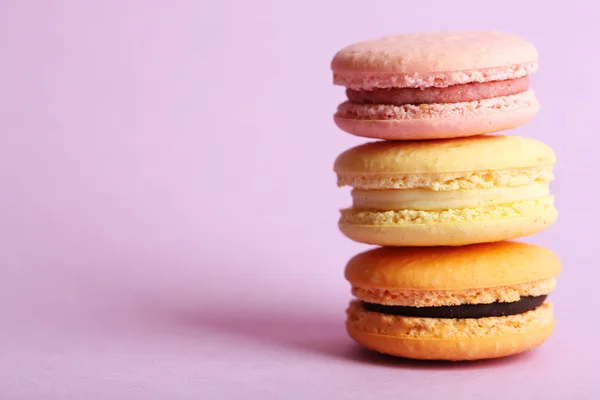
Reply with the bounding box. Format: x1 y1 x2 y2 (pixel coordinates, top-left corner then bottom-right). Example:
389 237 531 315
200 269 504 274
334 135 557 246
344 242 561 361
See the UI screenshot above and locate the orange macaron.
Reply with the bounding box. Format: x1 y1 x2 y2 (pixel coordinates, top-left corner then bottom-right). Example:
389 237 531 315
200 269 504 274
344 242 561 361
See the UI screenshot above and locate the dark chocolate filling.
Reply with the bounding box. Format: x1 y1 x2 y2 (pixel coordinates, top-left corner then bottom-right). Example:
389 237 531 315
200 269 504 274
361 295 547 319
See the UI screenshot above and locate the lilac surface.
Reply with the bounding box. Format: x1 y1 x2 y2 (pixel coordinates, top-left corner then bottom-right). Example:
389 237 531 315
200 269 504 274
0 0 597 398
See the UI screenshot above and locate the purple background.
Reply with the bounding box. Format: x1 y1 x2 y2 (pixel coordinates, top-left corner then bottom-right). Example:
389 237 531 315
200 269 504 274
1 0 597 398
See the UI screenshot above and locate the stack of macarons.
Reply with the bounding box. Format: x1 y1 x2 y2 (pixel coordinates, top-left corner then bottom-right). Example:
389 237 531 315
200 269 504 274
331 31 560 361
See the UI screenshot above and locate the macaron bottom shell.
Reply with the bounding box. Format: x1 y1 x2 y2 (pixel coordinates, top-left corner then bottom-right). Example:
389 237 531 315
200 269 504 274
347 302 554 361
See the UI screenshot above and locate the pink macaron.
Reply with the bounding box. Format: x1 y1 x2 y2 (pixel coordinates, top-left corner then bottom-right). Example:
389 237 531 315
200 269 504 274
331 31 539 140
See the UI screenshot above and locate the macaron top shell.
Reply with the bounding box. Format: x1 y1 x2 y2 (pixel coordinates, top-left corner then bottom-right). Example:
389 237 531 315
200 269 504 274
332 31 538 90
334 135 555 175
345 242 561 291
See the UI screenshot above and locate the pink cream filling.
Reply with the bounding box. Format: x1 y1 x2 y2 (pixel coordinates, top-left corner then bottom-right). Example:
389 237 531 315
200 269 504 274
346 77 529 105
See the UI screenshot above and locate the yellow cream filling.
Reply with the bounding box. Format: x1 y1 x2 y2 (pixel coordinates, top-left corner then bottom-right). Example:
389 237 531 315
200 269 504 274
352 183 550 211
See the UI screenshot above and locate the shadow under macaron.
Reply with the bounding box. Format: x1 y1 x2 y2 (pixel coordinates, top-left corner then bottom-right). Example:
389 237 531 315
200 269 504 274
163 304 538 370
